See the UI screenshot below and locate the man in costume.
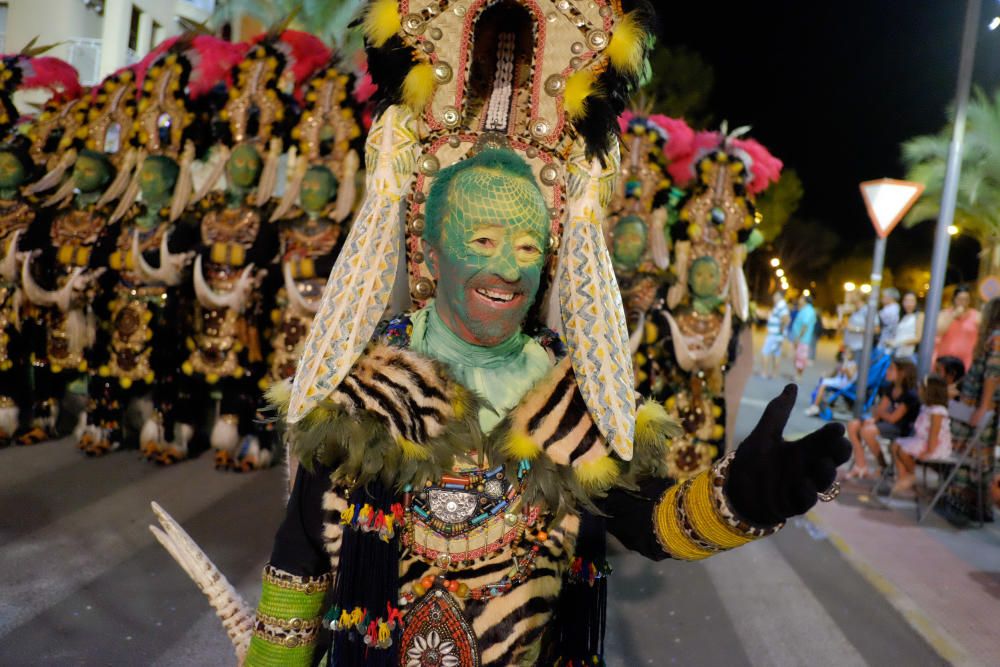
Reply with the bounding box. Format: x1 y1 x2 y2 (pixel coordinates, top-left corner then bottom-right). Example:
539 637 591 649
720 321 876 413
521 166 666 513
151 2 850 665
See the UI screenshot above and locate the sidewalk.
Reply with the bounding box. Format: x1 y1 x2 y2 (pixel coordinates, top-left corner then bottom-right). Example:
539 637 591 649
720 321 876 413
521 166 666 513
747 330 1000 666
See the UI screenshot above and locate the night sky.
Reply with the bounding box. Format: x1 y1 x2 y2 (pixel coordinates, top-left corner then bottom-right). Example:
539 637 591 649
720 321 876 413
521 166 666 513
660 0 999 286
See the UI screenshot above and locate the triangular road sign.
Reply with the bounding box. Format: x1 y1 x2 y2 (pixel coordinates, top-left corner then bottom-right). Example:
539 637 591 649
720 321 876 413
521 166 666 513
859 178 925 238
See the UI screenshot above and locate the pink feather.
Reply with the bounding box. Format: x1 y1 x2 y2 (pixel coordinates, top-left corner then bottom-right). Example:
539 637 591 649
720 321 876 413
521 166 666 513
668 130 721 187
729 137 783 195
21 56 82 101
186 36 249 98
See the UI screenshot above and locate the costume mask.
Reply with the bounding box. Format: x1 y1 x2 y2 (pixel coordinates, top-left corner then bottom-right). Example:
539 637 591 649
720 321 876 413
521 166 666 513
72 153 111 193
226 144 262 190
0 151 26 191
299 167 337 214
612 215 649 272
139 156 179 209
424 154 549 347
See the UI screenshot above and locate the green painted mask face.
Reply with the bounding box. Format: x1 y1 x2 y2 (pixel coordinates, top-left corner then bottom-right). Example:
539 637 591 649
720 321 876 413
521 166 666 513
72 155 111 193
139 158 178 207
299 168 337 214
226 145 262 189
612 215 648 270
0 151 26 191
426 165 549 346
689 256 722 299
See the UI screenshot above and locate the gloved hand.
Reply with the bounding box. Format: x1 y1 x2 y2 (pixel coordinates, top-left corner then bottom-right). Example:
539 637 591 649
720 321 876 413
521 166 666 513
724 384 851 526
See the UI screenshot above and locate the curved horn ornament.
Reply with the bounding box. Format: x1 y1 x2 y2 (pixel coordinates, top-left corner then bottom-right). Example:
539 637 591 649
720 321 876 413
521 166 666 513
21 254 85 311
0 230 21 283
132 232 192 287
149 502 253 662
282 260 320 315
193 255 255 312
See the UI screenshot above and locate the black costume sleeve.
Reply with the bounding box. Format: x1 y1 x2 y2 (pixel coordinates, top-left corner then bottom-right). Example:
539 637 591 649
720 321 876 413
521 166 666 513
268 463 333 578
599 478 673 561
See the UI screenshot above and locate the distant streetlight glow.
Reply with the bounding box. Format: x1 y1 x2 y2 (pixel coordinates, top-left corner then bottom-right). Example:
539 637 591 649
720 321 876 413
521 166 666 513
803 289 811 297
775 268 785 277
844 281 857 292
770 258 781 268
990 15 1000 30
947 224 960 236
860 283 872 294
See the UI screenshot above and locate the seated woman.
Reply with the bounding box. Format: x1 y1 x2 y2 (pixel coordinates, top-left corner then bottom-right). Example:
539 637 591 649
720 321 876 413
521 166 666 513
846 358 920 479
889 374 952 496
804 347 857 417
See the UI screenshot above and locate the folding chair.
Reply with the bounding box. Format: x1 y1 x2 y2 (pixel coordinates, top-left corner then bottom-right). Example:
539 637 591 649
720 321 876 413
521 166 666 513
916 406 994 525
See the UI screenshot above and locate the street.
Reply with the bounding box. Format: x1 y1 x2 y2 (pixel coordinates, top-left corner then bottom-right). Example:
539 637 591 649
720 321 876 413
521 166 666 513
0 335 961 665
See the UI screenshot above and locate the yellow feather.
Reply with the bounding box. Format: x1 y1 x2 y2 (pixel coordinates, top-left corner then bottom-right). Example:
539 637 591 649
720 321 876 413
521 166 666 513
504 430 542 461
574 455 620 491
363 0 401 49
402 62 437 111
564 69 595 120
635 399 683 451
264 379 293 414
397 435 431 460
607 11 646 76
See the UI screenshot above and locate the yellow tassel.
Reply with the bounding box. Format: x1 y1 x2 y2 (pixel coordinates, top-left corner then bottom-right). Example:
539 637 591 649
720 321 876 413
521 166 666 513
574 455 620 491
564 69 596 120
402 62 437 111
340 504 355 524
362 0 401 48
378 621 391 643
607 11 647 76
503 430 542 461
397 435 431 460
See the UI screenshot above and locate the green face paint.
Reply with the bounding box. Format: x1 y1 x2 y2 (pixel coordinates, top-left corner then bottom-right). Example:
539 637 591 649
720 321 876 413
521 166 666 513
299 167 337 214
690 256 721 299
72 154 111 194
612 215 648 270
139 157 179 209
0 151 26 192
426 165 549 346
226 144 262 190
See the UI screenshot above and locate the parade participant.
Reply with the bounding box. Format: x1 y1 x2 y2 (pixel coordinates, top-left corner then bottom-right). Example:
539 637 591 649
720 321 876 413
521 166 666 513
178 32 329 471
150 3 850 665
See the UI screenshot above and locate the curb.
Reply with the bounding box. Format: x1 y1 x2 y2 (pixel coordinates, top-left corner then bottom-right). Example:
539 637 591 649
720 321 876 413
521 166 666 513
805 509 972 666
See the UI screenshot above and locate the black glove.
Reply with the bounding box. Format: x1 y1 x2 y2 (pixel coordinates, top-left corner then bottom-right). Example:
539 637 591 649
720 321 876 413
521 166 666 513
724 384 851 526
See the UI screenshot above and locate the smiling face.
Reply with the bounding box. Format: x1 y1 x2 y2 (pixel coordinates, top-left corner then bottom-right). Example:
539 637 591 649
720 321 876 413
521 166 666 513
299 166 337 214
0 151 26 191
423 154 549 346
226 144 262 190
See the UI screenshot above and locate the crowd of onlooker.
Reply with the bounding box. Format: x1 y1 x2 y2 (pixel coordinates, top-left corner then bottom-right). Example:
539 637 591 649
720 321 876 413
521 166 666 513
756 286 1000 526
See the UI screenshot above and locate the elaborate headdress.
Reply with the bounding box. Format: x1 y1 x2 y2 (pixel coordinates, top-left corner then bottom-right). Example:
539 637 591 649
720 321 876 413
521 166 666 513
290 0 656 459
0 43 82 140
271 55 365 222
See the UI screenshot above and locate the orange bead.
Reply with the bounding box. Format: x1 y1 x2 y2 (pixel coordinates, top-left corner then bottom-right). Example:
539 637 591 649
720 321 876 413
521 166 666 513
456 583 469 597
421 575 436 590
445 580 460 593
536 531 549 542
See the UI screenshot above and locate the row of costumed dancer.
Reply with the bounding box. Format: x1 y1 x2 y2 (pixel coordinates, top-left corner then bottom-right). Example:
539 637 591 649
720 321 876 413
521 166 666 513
0 26 784 482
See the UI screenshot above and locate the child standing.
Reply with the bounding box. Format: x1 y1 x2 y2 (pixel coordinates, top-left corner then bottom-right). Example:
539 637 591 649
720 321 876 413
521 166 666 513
805 348 857 416
890 375 952 496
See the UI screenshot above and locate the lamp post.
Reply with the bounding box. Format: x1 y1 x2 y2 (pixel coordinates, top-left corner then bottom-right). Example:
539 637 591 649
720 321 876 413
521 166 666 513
918 0 982 378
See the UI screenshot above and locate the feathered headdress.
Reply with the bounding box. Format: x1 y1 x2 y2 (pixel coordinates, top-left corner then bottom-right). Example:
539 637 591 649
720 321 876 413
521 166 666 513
290 0 658 460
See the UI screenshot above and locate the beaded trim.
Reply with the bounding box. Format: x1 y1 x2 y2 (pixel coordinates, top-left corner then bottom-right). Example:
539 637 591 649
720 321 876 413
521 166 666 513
322 603 404 649
261 565 332 595
710 453 784 539
339 502 405 542
253 613 323 649
566 557 612 587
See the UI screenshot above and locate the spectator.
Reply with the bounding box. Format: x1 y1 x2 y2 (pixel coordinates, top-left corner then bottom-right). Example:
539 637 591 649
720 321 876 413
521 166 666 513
845 358 920 479
933 355 966 401
810 307 824 361
761 290 790 379
878 287 900 350
842 290 869 359
790 295 817 381
804 347 857 416
888 291 922 360
942 297 1000 525
934 285 980 372
889 374 952 497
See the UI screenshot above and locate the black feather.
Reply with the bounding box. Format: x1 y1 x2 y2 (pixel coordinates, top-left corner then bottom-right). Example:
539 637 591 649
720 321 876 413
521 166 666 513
365 37 415 117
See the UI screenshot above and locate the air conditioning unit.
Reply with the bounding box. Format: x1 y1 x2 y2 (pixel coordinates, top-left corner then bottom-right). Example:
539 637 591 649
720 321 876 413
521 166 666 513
66 38 102 86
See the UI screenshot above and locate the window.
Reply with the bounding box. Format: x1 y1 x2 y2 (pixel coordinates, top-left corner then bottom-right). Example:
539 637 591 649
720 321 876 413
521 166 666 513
128 5 141 51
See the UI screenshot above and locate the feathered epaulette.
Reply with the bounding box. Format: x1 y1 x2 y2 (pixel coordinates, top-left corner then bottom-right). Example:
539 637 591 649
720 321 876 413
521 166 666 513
268 343 680 519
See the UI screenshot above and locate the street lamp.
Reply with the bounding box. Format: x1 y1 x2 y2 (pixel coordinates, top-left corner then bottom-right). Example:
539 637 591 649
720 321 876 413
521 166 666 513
770 258 781 268
860 283 872 294
844 281 857 292
803 288 811 297
775 268 785 278
947 224 960 236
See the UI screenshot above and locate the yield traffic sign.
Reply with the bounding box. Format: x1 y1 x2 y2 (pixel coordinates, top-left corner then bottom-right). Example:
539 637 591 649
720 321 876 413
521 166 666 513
859 178 925 238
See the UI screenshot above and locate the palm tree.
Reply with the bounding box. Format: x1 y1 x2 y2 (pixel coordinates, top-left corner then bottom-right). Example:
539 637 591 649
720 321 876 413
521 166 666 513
902 87 1000 278
212 0 363 51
